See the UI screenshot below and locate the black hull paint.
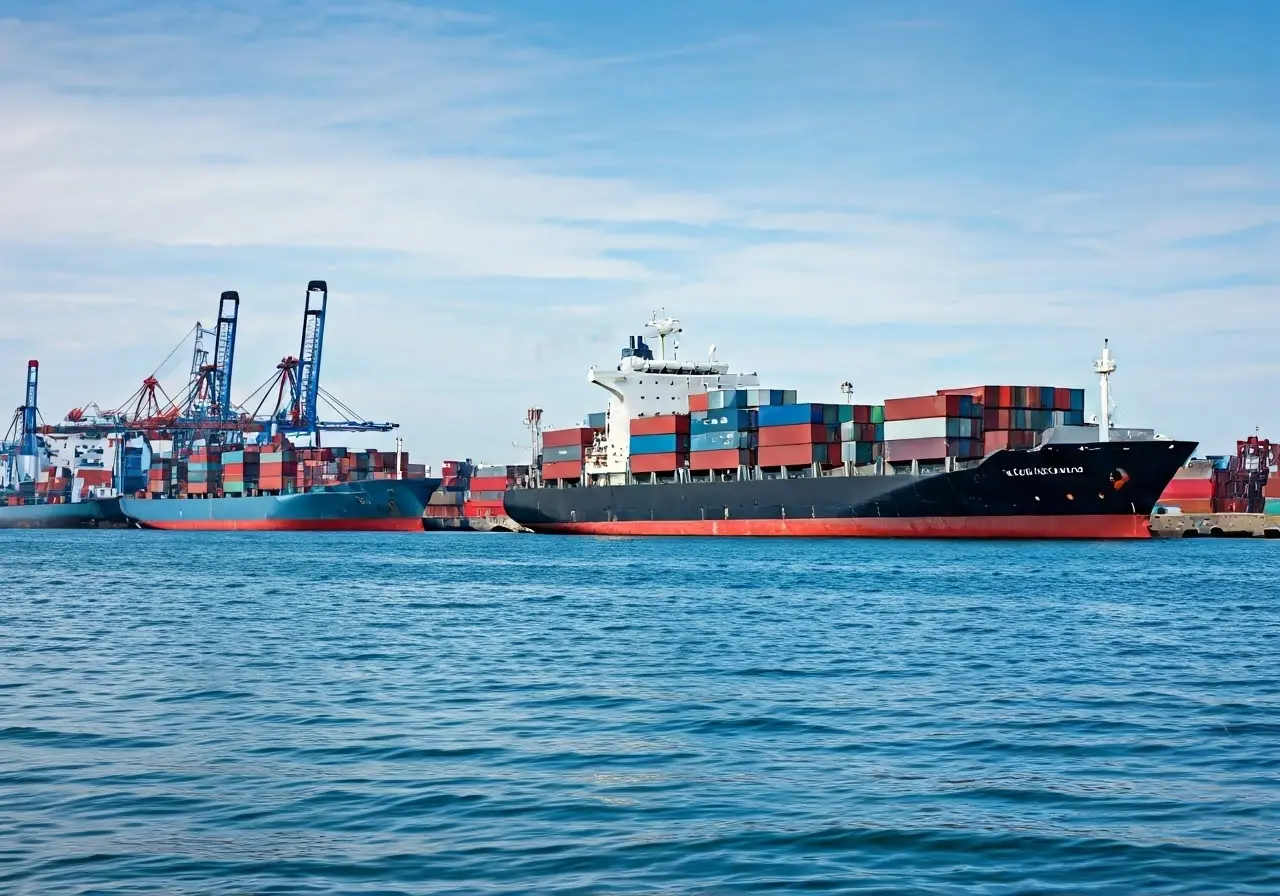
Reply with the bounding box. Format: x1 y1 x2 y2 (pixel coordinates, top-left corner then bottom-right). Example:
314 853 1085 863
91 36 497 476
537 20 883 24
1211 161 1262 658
0 497 128 530
504 441 1198 537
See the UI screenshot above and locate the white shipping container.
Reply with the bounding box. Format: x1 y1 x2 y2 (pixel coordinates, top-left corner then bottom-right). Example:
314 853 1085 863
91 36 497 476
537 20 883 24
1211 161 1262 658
883 417 950 441
883 417 976 440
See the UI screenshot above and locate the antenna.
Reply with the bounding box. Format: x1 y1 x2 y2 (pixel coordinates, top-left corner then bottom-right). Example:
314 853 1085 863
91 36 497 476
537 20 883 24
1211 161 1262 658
524 407 543 486
708 344 717 363
1093 338 1116 443
840 381 854 403
645 310 682 361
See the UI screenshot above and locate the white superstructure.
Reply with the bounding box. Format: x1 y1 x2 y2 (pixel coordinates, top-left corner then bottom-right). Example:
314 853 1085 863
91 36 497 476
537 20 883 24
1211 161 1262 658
584 316 758 482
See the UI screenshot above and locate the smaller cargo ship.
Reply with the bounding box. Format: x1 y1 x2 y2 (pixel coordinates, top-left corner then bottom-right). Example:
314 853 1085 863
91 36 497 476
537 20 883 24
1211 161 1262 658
122 441 440 531
2 361 131 528
119 478 437 531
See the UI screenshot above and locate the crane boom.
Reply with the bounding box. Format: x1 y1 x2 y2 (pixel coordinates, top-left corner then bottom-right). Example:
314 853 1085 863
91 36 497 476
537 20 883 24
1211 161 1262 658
212 291 239 417
20 360 38 456
293 281 326 435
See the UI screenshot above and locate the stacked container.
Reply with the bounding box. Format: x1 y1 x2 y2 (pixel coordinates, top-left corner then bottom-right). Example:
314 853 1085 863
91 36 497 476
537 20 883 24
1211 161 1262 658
542 427 595 481
222 447 259 495
428 460 472 520
941 385 1085 452
837 404 885 466
883 394 984 463
757 404 841 468
148 457 173 495
629 415 691 475
186 446 223 496
690 407 757 470
1157 460 1215 514
465 464 531 517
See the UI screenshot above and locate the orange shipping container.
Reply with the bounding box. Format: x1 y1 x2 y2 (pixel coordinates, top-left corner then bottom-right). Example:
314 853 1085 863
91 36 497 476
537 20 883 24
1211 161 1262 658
690 449 754 470
543 427 596 449
542 460 584 480
688 392 710 412
630 414 691 436
758 423 827 447
884 394 967 421
630 452 686 474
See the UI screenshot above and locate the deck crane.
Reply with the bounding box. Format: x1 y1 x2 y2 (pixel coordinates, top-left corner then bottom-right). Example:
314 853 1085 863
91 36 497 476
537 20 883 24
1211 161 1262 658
243 280 397 444
182 291 239 423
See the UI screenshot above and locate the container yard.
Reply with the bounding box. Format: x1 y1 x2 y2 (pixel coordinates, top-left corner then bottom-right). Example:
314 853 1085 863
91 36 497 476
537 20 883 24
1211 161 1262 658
2 282 438 530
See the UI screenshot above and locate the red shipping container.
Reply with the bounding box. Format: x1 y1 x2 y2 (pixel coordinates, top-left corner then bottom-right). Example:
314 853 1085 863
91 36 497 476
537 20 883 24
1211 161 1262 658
937 385 1001 406
1159 479 1214 502
758 423 827 447
688 392 710 412
690 449 754 470
1266 477 1280 499
630 452 686 474
758 444 827 467
884 394 966 422
543 427 595 449
542 460 584 480
469 476 511 491
630 414 691 436
425 505 463 519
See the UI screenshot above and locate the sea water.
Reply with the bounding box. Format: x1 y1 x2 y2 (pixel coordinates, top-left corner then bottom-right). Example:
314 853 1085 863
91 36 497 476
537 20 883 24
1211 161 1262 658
2 532 1278 893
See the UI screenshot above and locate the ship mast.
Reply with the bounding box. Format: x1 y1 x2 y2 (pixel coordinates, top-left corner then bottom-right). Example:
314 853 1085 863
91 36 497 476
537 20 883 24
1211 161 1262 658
1093 339 1116 443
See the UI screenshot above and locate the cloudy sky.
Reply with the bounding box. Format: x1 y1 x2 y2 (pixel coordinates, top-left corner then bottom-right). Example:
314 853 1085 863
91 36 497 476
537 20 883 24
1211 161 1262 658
2 0 1276 461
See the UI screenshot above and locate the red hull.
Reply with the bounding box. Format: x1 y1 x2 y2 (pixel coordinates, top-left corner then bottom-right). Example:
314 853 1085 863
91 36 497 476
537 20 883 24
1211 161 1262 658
533 514 1152 539
136 518 424 532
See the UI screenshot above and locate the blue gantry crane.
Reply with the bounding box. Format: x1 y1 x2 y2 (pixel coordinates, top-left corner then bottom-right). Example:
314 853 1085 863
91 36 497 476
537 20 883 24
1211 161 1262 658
2 361 44 492
242 280 396 444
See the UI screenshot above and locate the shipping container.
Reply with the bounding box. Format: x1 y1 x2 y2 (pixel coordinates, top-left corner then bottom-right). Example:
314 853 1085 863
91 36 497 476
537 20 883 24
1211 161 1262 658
630 433 690 455
982 430 1036 451
543 427 595 449
690 448 755 470
542 460 584 480
1159 478 1215 502
884 416 981 441
469 476 511 492
688 392 710 413
630 414 691 436
690 431 755 452
884 437 983 462
1265 497 1280 515
758 443 829 467
838 421 884 442
543 444 583 462
840 441 877 465
585 412 607 429
758 403 829 427
758 423 832 447
690 409 757 433
883 393 973 422
630 452 687 474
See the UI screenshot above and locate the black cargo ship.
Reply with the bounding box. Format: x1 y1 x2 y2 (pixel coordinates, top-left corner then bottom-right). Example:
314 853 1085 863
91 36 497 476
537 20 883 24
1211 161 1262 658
505 439 1197 539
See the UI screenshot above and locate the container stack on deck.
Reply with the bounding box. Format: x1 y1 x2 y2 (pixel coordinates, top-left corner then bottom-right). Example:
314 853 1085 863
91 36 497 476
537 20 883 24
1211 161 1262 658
629 414 691 476
186 445 223 496
465 465 530 518
541 426 598 483
1157 459 1217 514
757 402 842 470
425 459 471 521
883 393 983 465
222 447 257 496
838 404 885 466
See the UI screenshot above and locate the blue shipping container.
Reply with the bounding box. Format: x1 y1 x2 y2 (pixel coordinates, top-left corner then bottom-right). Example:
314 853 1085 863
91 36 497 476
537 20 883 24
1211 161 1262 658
691 431 755 452
691 409 756 433
758 403 826 427
1069 389 1085 412
630 433 690 455
544 444 583 462
585 412 607 429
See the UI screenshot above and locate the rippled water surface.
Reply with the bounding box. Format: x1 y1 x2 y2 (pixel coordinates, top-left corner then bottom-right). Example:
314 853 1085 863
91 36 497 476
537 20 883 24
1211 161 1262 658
2 532 1279 894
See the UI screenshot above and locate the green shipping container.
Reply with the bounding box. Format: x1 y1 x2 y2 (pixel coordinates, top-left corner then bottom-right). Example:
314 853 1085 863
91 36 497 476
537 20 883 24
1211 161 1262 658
1265 498 1280 516
871 405 885 425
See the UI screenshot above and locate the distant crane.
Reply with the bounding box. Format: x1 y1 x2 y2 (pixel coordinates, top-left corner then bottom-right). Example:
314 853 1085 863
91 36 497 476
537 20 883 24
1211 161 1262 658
2 361 42 490
241 280 397 444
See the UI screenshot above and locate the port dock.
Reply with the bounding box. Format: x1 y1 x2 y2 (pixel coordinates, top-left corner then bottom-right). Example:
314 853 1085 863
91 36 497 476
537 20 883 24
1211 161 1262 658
1150 513 1280 539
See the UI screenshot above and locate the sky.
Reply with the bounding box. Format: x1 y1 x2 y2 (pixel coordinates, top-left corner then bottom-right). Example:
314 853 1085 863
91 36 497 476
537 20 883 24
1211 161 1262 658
2 0 1276 462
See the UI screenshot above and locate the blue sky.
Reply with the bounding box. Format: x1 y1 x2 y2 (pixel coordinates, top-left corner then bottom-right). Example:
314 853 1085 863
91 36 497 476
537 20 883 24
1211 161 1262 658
2 0 1276 460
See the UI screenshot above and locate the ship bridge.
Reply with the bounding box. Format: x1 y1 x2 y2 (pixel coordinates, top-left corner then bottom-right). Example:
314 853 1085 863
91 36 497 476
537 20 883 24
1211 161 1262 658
586 319 758 480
